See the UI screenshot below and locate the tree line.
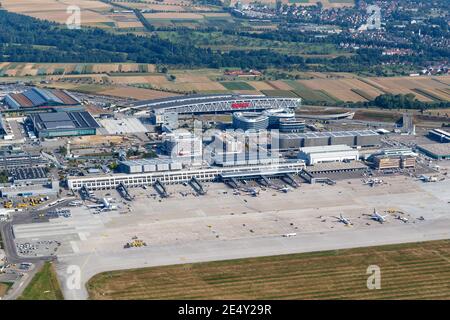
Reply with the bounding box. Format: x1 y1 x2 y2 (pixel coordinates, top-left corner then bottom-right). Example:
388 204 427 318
0 11 305 69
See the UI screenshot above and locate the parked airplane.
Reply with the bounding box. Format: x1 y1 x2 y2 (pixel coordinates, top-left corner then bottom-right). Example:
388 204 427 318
241 187 259 197
396 215 408 223
87 197 118 211
370 209 388 223
419 175 437 183
279 186 291 193
363 178 383 187
335 214 352 226
68 200 83 207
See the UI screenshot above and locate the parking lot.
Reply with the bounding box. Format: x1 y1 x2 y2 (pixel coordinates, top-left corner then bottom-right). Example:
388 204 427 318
15 240 61 258
8 167 48 181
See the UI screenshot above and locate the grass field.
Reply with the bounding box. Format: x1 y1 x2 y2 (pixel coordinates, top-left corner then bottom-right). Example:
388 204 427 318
0 282 12 297
87 240 450 300
0 62 155 77
19 262 64 300
220 81 255 90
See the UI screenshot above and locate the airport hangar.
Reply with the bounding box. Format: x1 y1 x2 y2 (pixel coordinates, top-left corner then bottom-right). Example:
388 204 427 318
128 94 302 124
28 111 100 138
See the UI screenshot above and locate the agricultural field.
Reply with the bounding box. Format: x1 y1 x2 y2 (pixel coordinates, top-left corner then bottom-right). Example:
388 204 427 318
229 0 354 8
2 66 448 104
220 81 255 90
144 12 235 29
98 86 179 100
19 262 64 300
0 63 155 77
53 73 450 102
284 75 450 103
87 240 450 300
0 0 114 26
0 0 146 30
112 0 217 11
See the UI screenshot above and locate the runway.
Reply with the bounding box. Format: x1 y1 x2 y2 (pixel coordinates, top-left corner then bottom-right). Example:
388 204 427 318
56 216 450 300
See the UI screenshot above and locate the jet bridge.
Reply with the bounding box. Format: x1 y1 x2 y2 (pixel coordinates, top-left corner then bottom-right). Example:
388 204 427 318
282 173 299 188
117 182 132 201
189 177 206 195
154 179 169 198
258 175 271 187
80 185 93 200
222 176 239 189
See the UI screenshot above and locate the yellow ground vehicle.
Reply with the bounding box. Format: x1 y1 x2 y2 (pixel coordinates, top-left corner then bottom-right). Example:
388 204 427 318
124 239 147 248
16 203 28 208
3 201 13 209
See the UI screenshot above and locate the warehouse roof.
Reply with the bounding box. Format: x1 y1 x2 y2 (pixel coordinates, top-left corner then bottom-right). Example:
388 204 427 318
280 130 379 139
5 88 80 108
417 143 450 156
120 158 176 166
299 145 355 154
30 111 100 131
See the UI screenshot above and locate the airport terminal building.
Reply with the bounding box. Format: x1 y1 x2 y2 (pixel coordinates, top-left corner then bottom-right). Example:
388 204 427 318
67 161 306 190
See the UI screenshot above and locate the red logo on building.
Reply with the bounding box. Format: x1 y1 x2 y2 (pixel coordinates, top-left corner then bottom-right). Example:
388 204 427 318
231 102 251 109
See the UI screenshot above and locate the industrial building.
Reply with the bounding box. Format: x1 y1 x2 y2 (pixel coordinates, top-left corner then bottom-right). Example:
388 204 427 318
7 167 49 185
4 87 81 110
212 151 278 167
67 161 306 190
277 130 381 150
372 155 416 170
232 112 269 131
368 148 417 170
119 159 183 174
428 128 450 143
211 132 245 154
0 152 48 170
150 111 178 128
131 94 301 124
376 148 416 157
416 144 450 160
28 111 100 138
0 180 59 198
162 132 203 165
298 145 359 165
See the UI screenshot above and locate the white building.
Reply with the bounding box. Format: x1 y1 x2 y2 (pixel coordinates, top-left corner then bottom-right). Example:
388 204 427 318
67 161 305 190
298 145 359 165
163 132 203 165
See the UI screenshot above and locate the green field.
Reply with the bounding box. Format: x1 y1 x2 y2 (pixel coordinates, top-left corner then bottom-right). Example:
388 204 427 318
284 80 340 103
260 89 298 97
87 240 450 300
220 81 255 90
19 262 64 300
0 282 12 297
